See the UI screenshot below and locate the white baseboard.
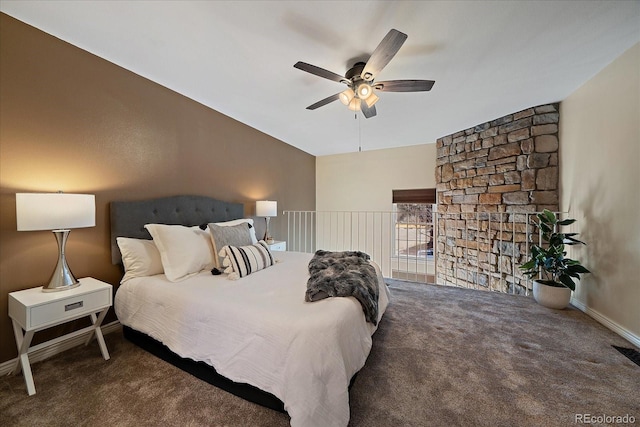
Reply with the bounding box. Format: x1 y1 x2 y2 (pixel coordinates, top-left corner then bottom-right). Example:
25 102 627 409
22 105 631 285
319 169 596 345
1 320 122 377
571 298 640 348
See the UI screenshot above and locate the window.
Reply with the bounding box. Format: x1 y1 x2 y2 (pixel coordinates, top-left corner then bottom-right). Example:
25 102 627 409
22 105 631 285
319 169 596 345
392 189 436 283
393 202 434 258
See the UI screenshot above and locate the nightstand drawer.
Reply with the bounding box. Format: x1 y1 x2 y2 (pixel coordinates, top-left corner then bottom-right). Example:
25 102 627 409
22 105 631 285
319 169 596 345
28 287 111 329
27 289 111 328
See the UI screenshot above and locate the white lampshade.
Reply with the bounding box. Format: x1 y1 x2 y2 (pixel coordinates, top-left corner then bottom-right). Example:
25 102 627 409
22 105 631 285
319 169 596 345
256 200 278 217
16 193 96 231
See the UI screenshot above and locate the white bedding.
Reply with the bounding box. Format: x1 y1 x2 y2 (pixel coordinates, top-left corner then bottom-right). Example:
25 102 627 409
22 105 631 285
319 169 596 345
115 250 390 427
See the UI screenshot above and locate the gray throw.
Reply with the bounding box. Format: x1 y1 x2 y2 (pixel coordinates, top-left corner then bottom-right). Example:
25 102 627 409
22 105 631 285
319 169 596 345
305 250 379 325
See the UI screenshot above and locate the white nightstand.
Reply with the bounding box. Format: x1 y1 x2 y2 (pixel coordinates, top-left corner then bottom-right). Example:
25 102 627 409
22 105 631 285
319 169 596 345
267 240 287 251
8 277 113 395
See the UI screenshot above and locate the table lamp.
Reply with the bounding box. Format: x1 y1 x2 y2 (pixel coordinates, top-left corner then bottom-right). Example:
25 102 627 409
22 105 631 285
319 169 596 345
16 192 96 292
256 200 277 244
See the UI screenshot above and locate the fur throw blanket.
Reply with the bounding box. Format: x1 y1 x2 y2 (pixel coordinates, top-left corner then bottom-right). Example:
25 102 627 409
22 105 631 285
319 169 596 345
305 250 379 325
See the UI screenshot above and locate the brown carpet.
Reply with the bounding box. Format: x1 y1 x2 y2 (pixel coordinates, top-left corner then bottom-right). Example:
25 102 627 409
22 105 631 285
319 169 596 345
1 281 638 427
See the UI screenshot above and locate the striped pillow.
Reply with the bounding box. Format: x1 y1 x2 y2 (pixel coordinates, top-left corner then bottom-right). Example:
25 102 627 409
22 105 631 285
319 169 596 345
219 241 274 280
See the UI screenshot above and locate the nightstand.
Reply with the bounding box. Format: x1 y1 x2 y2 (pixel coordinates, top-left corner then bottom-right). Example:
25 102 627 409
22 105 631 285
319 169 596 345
8 277 113 395
268 240 287 251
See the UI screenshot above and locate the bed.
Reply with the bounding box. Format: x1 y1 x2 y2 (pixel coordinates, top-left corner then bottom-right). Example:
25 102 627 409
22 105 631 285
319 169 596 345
110 195 390 427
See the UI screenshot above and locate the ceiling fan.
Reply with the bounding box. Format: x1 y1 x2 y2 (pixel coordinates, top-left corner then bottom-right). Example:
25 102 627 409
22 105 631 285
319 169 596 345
294 29 435 119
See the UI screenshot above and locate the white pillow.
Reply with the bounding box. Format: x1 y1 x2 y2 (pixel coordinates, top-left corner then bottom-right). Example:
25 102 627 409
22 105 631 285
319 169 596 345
144 224 215 282
214 218 258 243
116 237 164 283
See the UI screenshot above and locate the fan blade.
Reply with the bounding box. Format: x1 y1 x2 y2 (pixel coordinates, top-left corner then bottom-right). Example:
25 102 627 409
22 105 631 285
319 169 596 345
294 62 348 84
361 29 408 81
306 93 341 110
374 80 435 92
361 103 377 119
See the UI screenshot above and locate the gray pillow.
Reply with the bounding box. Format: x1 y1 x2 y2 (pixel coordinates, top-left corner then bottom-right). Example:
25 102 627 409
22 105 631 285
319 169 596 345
208 223 253 268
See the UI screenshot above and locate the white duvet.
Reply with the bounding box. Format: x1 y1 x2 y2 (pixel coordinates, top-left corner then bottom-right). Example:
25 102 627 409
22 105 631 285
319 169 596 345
115 250 390 427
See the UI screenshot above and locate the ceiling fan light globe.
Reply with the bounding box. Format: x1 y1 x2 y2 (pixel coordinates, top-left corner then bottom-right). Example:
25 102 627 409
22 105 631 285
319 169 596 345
339 88 355 106
347 98 361 111
363 92 379 108
356 83 371 99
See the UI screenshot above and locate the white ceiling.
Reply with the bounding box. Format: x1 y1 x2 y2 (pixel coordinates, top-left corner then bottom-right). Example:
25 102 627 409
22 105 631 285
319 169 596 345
1 1 639 156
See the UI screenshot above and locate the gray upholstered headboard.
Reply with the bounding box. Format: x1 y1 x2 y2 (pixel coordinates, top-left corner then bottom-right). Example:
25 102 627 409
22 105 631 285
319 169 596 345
110 195 244 265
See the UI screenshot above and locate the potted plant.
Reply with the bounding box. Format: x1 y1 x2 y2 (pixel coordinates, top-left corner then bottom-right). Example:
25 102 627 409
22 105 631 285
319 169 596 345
519 209 590 309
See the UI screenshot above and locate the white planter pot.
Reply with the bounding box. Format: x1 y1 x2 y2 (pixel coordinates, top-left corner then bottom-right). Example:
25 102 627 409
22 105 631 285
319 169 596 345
532 280 571 309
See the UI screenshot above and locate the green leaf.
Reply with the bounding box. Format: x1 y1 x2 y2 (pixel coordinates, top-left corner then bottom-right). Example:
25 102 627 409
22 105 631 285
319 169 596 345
537 212 547 223
564 235 586 245
543 209 556 224
539 222 552 234
567 264 590 274
557 218 576 226
559 274 576 291
520 260 536 270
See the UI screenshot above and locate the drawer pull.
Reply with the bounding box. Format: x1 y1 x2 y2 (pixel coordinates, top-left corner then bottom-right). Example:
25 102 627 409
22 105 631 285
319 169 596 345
65 301 84 311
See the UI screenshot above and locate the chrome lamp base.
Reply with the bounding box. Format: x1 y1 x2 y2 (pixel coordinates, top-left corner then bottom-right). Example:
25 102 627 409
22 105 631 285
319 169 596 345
262 217 274 244
43 229 81 292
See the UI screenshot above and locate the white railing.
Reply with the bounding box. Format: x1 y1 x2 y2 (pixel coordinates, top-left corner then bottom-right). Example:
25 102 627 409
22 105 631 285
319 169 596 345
284 210 560 295
284 211 434 281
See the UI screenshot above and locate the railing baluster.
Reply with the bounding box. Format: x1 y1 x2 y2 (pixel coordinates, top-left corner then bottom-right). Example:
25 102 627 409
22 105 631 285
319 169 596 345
512 212 516 295
476 213 480 291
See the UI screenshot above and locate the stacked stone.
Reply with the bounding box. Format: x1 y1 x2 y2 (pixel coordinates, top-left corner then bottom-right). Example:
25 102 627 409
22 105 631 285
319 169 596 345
435 104 560 293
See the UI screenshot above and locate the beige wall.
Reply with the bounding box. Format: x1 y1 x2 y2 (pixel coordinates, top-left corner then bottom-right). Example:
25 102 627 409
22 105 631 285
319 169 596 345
0 14 315 363
316 144 437 212
560 43 640 341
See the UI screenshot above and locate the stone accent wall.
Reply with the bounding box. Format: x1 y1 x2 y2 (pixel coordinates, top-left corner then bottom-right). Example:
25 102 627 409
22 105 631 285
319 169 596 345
435 103 559 293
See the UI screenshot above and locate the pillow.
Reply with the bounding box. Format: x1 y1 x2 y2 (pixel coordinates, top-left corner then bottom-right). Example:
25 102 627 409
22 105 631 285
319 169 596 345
213 218 258 244
116 237 164 283
219 241 274 280
144 224 215 282
208 223 254 268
